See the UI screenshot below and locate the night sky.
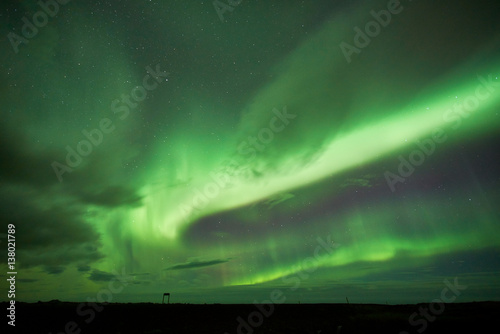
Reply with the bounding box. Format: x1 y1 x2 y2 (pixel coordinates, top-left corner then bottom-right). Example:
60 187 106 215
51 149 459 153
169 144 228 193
1 0 500 305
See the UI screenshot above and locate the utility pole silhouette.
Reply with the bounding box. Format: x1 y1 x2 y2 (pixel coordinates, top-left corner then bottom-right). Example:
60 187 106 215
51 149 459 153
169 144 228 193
162 293 170 304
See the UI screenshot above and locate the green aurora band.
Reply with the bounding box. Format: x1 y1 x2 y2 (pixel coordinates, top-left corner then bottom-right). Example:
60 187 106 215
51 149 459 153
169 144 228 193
2 0 500 304
108 23 500 293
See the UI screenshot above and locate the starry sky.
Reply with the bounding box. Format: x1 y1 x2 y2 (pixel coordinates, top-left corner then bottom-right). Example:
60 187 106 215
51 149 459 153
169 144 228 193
1 0 500 305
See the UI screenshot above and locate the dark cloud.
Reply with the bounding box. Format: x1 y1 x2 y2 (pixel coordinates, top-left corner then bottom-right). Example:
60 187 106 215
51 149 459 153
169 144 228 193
24 244 103 275
44 265 66 275
2 200 97 250
88 269 117 282
0 187 103 271
77 265 91 272
130 272 151 277
0 124 62 188
74 185 143 208
0 122 142 207
165 258 231 271
88 269 134 284
17 278 39 283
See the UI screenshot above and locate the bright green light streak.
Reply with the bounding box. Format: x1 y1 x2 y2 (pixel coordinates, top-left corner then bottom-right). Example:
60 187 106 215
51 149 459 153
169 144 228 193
230 229 499 286
132 71 500 239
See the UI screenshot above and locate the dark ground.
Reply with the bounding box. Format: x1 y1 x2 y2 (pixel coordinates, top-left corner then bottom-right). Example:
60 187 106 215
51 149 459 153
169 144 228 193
3 301 499 333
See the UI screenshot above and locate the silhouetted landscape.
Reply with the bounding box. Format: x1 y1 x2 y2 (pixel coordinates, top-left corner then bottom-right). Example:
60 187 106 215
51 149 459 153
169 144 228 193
6 301 500 333
2 1 500 333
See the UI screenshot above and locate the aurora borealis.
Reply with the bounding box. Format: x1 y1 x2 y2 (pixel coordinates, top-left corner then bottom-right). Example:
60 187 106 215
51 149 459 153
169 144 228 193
1 0 500 306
